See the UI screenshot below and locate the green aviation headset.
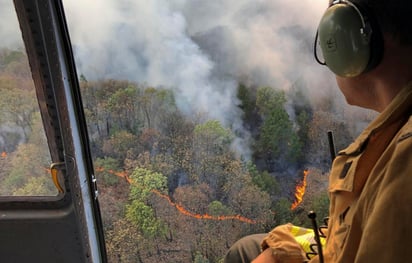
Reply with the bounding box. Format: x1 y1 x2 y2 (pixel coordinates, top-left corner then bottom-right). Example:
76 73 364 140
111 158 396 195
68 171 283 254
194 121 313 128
314 0 383 77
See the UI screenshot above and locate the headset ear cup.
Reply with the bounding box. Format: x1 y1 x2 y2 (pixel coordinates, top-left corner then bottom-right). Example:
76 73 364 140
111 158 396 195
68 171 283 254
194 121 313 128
317 1 383 77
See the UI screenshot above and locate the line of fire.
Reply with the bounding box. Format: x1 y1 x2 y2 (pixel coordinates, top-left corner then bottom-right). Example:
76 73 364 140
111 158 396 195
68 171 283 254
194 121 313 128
94 166 309 224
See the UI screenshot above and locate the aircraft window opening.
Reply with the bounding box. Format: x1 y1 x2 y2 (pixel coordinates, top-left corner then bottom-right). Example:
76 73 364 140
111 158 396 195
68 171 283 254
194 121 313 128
0 0 58 197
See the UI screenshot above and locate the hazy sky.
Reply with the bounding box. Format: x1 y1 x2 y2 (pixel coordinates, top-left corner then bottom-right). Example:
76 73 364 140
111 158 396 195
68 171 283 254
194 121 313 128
0 0 22 48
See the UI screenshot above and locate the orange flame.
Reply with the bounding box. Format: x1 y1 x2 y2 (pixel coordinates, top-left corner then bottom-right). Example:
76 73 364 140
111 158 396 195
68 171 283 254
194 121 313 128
291 169 309 210
95 167 128 181
152 189 256 223
1 151 7 158
96 167 256 224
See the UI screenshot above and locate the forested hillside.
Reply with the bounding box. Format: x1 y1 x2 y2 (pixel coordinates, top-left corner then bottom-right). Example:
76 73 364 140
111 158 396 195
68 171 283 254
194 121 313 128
0 48 55 196
0 48 376 262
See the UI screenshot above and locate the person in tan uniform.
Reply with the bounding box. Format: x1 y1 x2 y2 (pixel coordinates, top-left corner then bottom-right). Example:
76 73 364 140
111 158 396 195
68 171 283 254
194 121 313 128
224 0 412 262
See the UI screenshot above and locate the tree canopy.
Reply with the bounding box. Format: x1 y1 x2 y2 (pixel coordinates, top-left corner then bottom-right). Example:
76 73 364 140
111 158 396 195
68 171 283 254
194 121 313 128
0 48 373 262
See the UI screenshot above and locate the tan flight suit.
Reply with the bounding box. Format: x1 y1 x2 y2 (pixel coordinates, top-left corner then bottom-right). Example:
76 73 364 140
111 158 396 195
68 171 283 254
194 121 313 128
262 82 412 262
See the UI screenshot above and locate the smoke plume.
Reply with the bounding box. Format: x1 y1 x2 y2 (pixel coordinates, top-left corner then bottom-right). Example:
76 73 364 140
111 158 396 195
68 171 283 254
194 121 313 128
3 0 334 158
61 0 331 159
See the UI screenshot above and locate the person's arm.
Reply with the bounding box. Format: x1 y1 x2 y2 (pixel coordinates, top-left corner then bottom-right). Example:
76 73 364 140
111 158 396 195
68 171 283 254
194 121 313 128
251 248 277 263
257 224 308 263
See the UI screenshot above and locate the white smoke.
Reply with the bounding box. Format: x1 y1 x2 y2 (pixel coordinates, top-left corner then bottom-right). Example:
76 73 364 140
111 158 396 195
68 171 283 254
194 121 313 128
66 0 330 158
61 0 330 158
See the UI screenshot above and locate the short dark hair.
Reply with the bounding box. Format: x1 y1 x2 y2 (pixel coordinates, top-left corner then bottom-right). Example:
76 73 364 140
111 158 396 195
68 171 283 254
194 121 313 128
354 0 412 45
